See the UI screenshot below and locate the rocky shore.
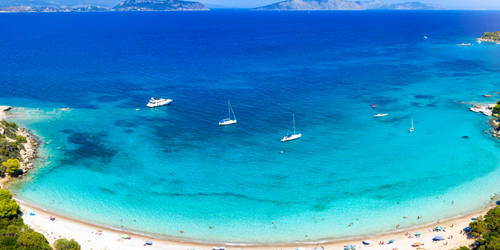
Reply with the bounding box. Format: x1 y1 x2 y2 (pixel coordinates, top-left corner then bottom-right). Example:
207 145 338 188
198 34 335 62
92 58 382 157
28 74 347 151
477 38 500 43
0 107 40 187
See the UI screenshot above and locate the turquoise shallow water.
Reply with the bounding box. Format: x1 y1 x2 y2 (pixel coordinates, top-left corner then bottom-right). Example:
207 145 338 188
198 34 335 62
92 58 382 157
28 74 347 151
1 10 500 243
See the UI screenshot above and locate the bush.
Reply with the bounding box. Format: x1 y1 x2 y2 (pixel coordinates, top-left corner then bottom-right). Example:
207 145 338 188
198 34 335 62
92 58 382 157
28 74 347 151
2 159 20 176
493 104 500 114
0 190 18 219
0 236 20 250
54 238 81 250
0 121 18 130
14 136 25 144
17 231 51 250
456 247 471 250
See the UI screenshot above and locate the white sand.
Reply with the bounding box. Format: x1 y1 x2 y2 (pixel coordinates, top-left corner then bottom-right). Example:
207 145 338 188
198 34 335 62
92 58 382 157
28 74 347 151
18 200 486 250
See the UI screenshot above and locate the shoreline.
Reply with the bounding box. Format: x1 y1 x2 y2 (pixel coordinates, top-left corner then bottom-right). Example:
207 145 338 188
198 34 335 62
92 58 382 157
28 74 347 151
3 106 496 249
16 198 491 249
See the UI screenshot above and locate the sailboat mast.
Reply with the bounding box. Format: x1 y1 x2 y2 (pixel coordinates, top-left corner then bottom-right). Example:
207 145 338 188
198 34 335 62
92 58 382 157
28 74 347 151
228 100 231 119
231 102 236 121
293 114 296 135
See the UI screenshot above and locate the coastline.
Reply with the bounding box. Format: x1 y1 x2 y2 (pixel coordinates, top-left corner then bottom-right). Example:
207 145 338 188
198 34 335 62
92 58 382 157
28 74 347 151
3 107 498 249
16 198 491 249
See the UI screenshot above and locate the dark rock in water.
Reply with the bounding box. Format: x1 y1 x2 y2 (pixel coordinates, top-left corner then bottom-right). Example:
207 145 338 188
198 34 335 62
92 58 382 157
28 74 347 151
462 136 469 139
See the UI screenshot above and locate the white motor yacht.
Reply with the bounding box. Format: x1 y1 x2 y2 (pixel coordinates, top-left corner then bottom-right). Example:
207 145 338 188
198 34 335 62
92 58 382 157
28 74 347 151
147 98 173 108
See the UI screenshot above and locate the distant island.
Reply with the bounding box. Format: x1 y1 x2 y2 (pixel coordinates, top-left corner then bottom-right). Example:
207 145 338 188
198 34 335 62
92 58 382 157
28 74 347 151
252 0 446 11
0 0 209 12
113 0 208 11
478 31 500 43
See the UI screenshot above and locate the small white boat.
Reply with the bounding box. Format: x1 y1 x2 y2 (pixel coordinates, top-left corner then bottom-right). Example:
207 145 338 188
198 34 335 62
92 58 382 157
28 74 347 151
497 42 500 45
424 36 427 39
478 40 482 43
374 103 388 117
219 100 237 126
282 114 302 142
409 117 414 132
147 97 173 108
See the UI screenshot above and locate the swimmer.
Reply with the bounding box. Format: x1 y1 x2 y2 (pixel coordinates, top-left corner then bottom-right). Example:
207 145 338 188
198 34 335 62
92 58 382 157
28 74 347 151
272 221 274 224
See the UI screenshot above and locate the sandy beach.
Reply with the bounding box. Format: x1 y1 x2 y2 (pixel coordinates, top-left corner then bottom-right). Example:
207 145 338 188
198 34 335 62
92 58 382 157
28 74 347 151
17 199 487 250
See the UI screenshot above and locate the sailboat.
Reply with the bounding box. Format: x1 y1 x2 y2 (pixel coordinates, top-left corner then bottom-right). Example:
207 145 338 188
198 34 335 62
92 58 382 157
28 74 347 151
409 118 414 132
281 114 302 142
374 104 388 117
219 100 237 126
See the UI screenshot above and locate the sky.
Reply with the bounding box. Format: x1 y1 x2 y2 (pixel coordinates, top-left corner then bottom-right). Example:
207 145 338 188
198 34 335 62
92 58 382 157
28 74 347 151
198 0 500 9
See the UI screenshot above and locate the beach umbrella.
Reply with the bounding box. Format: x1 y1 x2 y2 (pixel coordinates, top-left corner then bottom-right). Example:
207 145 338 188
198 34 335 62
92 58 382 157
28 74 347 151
362 240 372 245
415 232 421 236
465 227 472 232
389 239 395 243
295 248 306 250
121 234 129 239
433 236 444 241
435 226 443 230
145 241 152 245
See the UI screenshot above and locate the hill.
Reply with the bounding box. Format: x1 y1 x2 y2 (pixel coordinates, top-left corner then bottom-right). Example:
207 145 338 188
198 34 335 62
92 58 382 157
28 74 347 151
113 0 208 11
253 0 446 11
253 0 364 10
360 0 446 10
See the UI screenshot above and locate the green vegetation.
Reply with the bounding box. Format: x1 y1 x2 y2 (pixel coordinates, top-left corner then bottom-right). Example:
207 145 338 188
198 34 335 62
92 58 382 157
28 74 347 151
0 121 18 131
481 31 500 41
469 206 500 250
0 189 80 249
15 136 26 144
0 189 53 249
0 190 18 218
54 238 81 250
2 159 20 176
493 104 500 114
17 231 51 250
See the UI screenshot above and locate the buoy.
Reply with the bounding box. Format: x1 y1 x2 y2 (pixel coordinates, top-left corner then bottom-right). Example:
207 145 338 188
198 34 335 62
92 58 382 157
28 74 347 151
136 109 140 111
372 105 376 108
180 231 184 233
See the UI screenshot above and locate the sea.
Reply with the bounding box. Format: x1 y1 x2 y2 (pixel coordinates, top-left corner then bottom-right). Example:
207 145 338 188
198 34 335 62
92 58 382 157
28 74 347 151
1 9 500 244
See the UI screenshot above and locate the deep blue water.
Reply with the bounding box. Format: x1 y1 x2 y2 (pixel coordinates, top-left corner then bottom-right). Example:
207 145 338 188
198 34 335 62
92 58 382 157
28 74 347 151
1 10 500 243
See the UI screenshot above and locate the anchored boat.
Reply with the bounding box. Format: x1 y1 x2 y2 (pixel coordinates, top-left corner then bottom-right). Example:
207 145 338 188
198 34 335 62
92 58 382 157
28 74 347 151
282 114 302 142
219 100 237 126
147 97 173 108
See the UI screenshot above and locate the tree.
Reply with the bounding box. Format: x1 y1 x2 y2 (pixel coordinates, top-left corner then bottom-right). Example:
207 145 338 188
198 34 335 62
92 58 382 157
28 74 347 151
493 104 500 114
14 136 25 144
2 159 20 176
0 190 18 219
17 231 51 250
0 190 12 202
54 238 81 250
0 236 20 250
